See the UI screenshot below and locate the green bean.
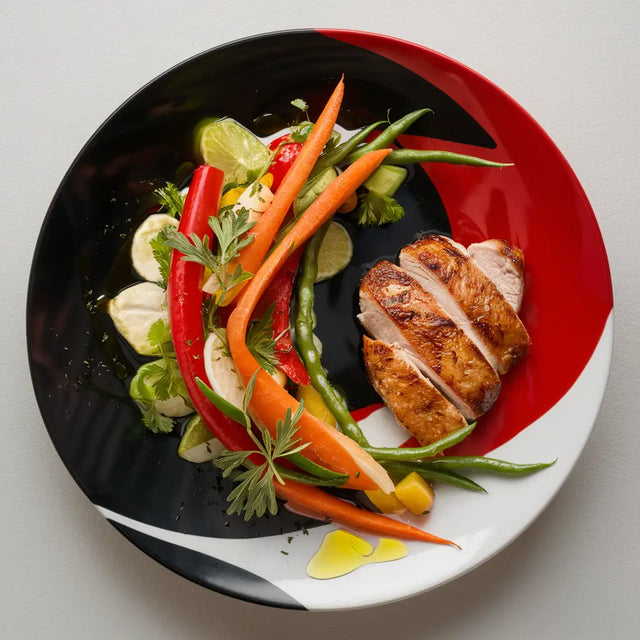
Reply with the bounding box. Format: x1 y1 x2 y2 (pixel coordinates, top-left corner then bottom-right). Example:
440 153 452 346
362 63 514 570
314 120 386 172
383 149 513 167
415 456 556 476
383 461 486 493
364 422 477 461
287 452 350 483
344 108 432 163
276 464 349 487
294 225 370 446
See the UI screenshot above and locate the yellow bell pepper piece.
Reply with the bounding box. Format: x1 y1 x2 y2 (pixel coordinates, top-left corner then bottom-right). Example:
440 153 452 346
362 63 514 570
219 173 274 208
365 489 406 514
295 385 336 427
219 185 244 208
260 172 274 189
394 472 435 515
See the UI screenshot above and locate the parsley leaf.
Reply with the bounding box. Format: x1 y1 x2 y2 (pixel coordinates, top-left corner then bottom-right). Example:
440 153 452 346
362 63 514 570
155 182 185 218
353 191 405 227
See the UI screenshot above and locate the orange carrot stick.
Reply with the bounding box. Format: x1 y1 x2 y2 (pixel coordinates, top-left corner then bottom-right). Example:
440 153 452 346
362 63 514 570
277 481 459 547
219 77 345 306
227 149 393 493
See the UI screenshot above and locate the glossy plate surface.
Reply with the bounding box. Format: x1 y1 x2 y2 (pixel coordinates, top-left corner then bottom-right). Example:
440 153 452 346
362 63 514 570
27 29 613 610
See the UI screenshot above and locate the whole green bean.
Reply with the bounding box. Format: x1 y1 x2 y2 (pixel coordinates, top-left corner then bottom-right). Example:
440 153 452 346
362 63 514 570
364 422 477 461
288 451 351 482
383 461 486 493
294 225 370 446
383 149 513 167
276 464 349 487
344 108 432 163
314 120 385 172
414 456 556 476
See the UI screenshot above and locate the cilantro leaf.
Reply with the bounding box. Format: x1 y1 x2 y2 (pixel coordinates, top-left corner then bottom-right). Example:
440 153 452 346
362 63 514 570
128 320 190 434
147 318 173 351
154 182 185 218
290 98 308 113
149 226 172 288
290 122 313 143
141 404 175 434
353 190 406 227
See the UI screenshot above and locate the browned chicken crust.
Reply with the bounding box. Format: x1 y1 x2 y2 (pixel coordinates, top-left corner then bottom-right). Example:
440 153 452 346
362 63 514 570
400 235 530 375
359 260 501 419
363 337 467 446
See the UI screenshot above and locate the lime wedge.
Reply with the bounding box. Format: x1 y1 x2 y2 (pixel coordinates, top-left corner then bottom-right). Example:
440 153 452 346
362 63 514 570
315 221 353 282
178 415 224 463
199 119 271 185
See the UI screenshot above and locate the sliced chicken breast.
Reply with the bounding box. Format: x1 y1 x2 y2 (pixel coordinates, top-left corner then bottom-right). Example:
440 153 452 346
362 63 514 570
358 260 501 420
467 239 525 312
399 235 530 375
362 337 467 446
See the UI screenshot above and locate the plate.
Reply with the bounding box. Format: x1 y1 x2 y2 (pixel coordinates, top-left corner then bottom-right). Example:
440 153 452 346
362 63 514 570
27 30 613 610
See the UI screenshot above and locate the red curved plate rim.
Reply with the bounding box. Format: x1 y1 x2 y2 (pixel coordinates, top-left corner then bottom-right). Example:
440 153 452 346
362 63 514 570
318 28 613 456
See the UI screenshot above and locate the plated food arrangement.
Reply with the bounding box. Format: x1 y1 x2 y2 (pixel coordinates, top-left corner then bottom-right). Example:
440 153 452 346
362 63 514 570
27 30 613 610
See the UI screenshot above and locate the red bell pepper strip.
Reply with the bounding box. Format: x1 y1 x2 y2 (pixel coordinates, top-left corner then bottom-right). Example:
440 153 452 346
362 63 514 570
167 165 255 452
268 134 303 192
254 247 311 386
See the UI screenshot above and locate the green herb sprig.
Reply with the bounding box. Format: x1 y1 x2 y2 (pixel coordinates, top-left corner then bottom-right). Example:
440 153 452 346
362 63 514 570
212 373 309 520
154 182 185 218
196 373 348 521
128 319 189 434
246 305 278 375
163 207 255 304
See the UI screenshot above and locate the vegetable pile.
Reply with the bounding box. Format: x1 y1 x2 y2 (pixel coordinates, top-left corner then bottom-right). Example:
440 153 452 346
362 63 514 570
107 77 552 545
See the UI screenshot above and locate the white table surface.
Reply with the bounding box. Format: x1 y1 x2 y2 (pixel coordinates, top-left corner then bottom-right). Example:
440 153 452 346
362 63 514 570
3 1 639 637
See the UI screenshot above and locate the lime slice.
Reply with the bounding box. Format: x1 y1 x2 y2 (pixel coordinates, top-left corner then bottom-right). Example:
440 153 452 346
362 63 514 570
199 119 271 185
315 221 353 282
178 415 224 463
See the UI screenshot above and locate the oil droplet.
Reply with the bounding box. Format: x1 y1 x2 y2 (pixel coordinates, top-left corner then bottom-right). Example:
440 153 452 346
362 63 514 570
306 530 408 580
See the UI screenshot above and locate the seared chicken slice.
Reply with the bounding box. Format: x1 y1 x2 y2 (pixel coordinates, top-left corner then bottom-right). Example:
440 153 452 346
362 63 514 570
363 337 467 446
359 260 501 420
399 235 530 375
467 239 525 312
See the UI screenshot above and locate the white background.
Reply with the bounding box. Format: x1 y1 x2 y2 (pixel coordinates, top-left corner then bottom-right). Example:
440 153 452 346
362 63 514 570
2 1 639 637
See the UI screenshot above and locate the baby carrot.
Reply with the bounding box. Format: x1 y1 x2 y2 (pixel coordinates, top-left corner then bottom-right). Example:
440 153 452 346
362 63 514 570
227 149 393 493
220 77 345 305
276 480 459 547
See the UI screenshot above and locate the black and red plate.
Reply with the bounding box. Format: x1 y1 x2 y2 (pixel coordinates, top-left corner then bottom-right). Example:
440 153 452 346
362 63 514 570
27 30 613 610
